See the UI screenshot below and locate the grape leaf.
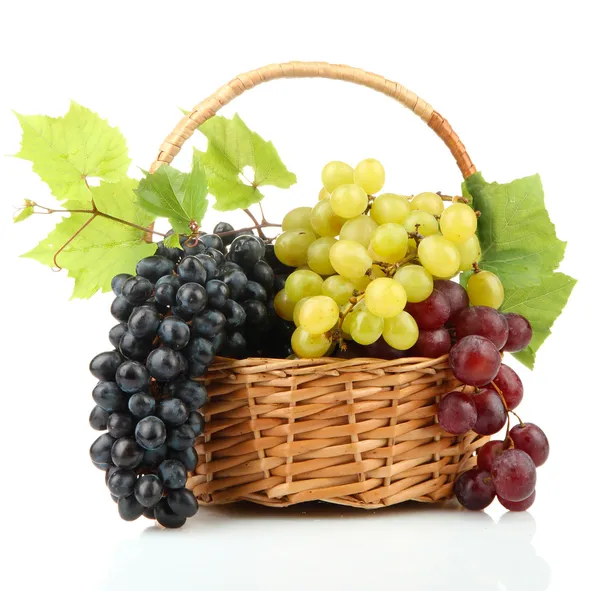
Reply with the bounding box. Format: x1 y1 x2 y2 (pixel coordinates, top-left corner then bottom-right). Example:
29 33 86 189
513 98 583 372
164 232 181 249
14 206 34 223
194 114 296 211
14 102 131 203
23 178 156 298
136 154 208 234
502 272 576 369
463 173 565 288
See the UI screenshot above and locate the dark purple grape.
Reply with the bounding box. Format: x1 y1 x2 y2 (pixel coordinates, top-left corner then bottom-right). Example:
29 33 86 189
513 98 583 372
92 381 128 412
205 279 229 309
176 282 208 314
167 424 196 451
128 305 161 339
411 328 451 358
169 380 208 411
111 273 132 296
111 295 134 322
364 338 406 360
90 433 116 465
188 361 208 378
181 236 206 257
119 331 153 362
221 332 247 359
454 468 496 510
433 280 469 321
243 300 268 327
158 316 190 351
222 269 248 300
135 416 167 450
194 254 219 281
405 290 451 330
498 490 536 511
229 235 265 269
128 392 155 419
477 440 507 472
171 305 194 321
158 459 187 489
178 256 207 284
472 388 507 435
118 494 145 521
449 335 501 387
186 411 205 436
89 405 110 430
157 398 189 427
167 488 199 518
111 437 143 470
122 276 153 305
168 447 198 472
509 423 549 467
107 412 134 438
185 337 215 366
455 306 509 350
213 221 235 245
146 347 182 381
199 234 224 253
206 247 225 265
244 281 268 302
503 313 533 352
142 443 168 468
115 360 150 393
107 468 136 498
108 323 128 349
250 260 275 294
154 275 182 306
136 255 175 283
438 391 477 435
491 449 537 502
223 299 246 329
491 364 523 410
134 474 164 507
155 497 186 528
89 351 123 381
155 238 183 263
191 309 226 338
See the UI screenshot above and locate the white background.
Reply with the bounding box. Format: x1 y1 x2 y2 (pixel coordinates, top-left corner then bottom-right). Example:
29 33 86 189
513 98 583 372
0 1 597 589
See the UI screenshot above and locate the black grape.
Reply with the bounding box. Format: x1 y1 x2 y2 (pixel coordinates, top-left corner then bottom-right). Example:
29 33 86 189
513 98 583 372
158 316 191 350
176 283 208 314
107 412 134 438
222 299 246 329
158 459 187 489
155 498 186 528
136 255 175 283
118 495 146 521
244 281 267 302
111 295 135 322
185 337 215 366
146 347 182 381
89 405 110 430
229 235 265 269
90 433 116 465
115 361 150 393
199 233 224 253
186 411 205 436
205 280 229 309
178 256 207 284
89 351 123 381
108 323 128 349
191 309 226 338
128 392 155 419
119 331 153 362
222 269 248 300
134 474 163 508
107 469 136 498
111 437 144 470
128 305 161 339
213 221 235 245
169 380 208 411
135 416 167 450
168 447 198 472
92 381 128 412
122 276 153 305
111 273 132 296
157 398 189 427
167 488 199 518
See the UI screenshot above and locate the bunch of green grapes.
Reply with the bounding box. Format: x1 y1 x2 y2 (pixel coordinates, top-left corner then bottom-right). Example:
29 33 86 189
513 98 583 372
273 158 504 358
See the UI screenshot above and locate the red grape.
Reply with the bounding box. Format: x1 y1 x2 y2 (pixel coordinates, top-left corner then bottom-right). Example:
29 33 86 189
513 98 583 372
492 364 523 410
477 439 507 472
503 313 533 352
491 449 537 502
509 423 550 467
498 490 536 511
411 328 451 357
454 306 509 349
405 290 451 330
449 335 501 386
433 279 469 321
454 468 496 510
363 338 407 360
438 391 477 434
472 388 507 435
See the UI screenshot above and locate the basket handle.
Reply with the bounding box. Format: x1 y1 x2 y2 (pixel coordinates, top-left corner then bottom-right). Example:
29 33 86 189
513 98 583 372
149 61 476 179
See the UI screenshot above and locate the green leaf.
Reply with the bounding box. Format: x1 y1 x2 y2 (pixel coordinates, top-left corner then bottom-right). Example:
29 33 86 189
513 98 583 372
14 102 131 203
23 178 156 298
463 173 565 288
194 113 296 211
503 272 577 368
164 232 181 249
14 206 34 223
136 155 208 234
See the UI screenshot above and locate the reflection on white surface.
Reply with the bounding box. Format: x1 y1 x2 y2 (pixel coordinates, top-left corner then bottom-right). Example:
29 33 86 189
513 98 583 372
101 502 550 590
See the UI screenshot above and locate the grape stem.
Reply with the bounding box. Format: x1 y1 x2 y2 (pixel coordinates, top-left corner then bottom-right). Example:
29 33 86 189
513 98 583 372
243 208 267 239
331 292 366 349
436 192 470 204
372 252 417 276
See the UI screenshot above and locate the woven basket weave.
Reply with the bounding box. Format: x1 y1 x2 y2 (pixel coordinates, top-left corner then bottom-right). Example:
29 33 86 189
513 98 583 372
150 62 488 508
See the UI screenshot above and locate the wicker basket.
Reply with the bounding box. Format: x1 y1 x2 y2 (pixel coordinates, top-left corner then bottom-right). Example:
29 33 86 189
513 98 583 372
150 62 488 508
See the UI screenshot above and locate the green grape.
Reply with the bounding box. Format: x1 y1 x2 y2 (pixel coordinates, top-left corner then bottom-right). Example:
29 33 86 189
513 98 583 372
354 158 385 194
369 223 408 262
440 203 477 243
341 303 357 338
291 327 332 358
318 187 330 201
467 270 504 309
456 234 481 271
369 264 386 279
307 237 337 275
350 308 384 345
293 296 311 327
417 235 461 279
274 289 296 321
353 275 371 292
329 240 372 279
340 215 378 248
330 184 369 219
274 230 317 267
382 311 419 350
310 200 345 237
282 207 314 232
370 193 411 225
364 277 407 318
321 161 355 193
393 264 434 303
410 192 444 216
404 210 439 237
322 275 356 307
285 270 324 303
299 295 339 335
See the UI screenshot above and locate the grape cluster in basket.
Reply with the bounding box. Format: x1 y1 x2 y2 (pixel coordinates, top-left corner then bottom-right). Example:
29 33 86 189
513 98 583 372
89 226 292 527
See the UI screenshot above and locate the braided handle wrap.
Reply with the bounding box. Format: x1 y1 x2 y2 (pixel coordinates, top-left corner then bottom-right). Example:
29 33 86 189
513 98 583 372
150 61 476 178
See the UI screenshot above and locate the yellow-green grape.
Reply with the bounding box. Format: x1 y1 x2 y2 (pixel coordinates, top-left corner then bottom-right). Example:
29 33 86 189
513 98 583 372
285 270 324 303
341 303 358 338
318 187 330 201
321 161 355 193
330 184 369 219
307 237 337 275
274 289 295 321
299 295 339 335
364 277 407 318
293 297 311 327
350 308 384 345
393 264 434 303
404 210 439 237
370 193 411 225
410 192 444 216
282 207 314 233
418 235 461 279
440 203 477 243
339 215 378 248
274 230 317 267
368 245 394 264
353 275 370 292
467 270 504 309
322 275 356 307
369 223 408 262
329 240 372 279
456 234 481 271
382 311 419 350
291 327 332 358
310 200 345 237
354 158 385 194
370 264 386 279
